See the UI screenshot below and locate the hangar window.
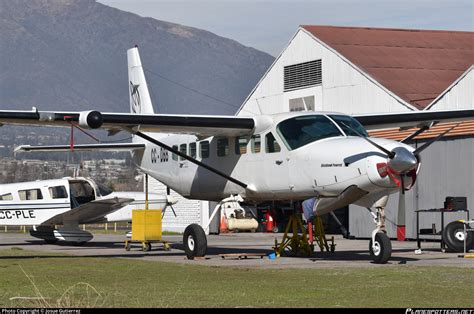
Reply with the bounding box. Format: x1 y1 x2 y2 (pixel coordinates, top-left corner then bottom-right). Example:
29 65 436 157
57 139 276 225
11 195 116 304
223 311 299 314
235 136 248 155
284 60 322 91
49 186 68 199
189 142 197 159
265 133 281 153
277 115 342 150
217 138 229 157
172 145 179 161
0 193 13 201
251 135 261 153
179 144 187 161
200 141 210 159
18 189 43 201
289 96 315 112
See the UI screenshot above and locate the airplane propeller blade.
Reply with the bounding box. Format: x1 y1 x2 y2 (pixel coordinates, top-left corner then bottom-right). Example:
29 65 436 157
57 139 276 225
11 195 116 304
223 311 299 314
396 175 407 241
397 175 406 226
413 124 458 156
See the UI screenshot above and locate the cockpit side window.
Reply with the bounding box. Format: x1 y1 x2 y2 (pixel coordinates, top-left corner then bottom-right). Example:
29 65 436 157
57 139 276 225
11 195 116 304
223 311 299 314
329 115 368 137
69 181 95 205
276 115 343 150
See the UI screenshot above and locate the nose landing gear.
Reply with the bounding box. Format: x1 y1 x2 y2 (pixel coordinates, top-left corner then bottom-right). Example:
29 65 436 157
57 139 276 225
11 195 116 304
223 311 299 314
367 206 392 264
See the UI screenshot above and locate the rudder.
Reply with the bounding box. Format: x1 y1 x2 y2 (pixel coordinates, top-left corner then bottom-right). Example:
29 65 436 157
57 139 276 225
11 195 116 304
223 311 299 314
127 46 155 114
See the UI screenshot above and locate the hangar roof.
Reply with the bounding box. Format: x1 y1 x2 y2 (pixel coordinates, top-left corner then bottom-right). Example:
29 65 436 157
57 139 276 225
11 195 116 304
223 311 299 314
301 25 474 109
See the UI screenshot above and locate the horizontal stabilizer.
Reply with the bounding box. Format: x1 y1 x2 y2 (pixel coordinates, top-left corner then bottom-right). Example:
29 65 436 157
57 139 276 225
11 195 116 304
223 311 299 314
14 143 146 153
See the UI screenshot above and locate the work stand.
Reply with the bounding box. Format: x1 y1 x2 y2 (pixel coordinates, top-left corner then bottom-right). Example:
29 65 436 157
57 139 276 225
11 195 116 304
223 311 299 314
274 213 335 257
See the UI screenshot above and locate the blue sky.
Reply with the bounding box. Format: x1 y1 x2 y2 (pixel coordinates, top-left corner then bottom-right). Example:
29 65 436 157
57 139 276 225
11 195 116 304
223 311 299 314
99 0 473 56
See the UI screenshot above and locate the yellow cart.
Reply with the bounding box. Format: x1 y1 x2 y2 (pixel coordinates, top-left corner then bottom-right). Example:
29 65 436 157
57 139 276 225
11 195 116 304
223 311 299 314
125 209 170 252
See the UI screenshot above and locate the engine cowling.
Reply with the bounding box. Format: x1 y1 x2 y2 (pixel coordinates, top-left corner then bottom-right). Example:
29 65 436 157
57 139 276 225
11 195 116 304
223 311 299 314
78 110 103 129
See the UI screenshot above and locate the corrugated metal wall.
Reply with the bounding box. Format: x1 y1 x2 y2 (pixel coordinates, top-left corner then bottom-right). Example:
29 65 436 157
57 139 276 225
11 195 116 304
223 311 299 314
349 136 474 238
147 176 209 234
428 67 473 110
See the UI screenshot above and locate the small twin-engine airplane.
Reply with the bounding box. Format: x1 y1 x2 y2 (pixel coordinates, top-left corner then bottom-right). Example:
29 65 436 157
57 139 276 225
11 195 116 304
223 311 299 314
0 176 169 244
1 47 473 262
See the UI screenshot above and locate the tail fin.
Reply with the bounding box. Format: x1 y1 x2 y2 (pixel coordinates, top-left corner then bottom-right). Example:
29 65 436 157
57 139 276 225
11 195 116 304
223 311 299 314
127 46 155 114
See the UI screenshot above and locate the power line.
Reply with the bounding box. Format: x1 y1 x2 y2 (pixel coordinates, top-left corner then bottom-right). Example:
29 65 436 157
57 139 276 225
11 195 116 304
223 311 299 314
144 68 238 110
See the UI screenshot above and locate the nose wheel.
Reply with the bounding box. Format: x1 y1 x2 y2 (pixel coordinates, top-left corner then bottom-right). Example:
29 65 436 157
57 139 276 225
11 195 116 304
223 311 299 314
369 232 392 264
368 206 392 264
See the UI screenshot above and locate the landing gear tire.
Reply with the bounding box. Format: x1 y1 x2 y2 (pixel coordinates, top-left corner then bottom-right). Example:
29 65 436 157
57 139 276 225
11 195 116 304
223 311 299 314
369 232 392 264
443 221 474 252
183 224 207 260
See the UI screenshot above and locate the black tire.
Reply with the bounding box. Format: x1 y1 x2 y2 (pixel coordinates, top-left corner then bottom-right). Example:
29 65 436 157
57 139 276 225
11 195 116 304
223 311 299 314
369 232 392 264
183 224 207 259
443 221 474 252
272 226 279 233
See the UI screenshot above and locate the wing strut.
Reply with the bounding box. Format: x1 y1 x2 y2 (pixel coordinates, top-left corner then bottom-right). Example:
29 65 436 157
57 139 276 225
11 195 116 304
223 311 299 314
133 130 248 189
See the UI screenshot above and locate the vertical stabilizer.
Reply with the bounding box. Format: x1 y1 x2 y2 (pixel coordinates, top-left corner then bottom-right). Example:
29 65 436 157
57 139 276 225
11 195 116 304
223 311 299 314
127 47 155 114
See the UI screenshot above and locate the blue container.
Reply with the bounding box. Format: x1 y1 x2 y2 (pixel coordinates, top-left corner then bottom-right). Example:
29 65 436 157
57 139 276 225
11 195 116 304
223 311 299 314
268 252 276 260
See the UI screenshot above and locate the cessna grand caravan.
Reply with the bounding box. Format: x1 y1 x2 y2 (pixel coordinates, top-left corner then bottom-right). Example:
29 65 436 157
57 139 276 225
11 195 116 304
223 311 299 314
1 47 472 262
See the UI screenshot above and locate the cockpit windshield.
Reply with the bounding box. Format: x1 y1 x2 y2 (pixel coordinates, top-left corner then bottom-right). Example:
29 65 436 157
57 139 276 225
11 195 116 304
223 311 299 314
329 115 368 137
276 115 343 150
97 183 113 197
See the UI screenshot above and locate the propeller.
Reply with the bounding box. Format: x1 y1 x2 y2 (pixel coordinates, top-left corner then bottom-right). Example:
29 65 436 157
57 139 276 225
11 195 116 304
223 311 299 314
162 186 178 219
341 122 459 237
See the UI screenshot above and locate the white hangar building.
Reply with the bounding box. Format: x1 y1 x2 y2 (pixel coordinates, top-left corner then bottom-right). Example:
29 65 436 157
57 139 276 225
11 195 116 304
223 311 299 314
237 25 474 239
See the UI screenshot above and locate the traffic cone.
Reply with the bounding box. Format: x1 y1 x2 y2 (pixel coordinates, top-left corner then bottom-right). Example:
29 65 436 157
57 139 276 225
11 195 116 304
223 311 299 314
220 216 228 233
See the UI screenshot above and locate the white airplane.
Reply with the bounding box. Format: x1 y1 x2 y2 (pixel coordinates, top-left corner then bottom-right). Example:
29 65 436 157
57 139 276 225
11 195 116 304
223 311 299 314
0 176 169 244
1 46 473 262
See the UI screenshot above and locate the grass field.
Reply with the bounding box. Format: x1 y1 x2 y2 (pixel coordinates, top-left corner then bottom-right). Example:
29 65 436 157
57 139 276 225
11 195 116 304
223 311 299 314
0 248 473 308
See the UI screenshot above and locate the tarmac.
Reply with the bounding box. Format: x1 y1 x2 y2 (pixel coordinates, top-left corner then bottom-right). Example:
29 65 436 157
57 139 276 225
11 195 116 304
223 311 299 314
0 232 473 268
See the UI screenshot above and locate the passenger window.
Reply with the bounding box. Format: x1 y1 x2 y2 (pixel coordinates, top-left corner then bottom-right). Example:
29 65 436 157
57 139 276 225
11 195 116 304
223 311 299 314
251 135 261 153
18 189 43 201
179 144 187 161
235 137 248 155
200 141 210 159
49 186 68 199
172 145 179 161
265 132 281 153
0 193 13 201
217 138 229 157
189 142 197 159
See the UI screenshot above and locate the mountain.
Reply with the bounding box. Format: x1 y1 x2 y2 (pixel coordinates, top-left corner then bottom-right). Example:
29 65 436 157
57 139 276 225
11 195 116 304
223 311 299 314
0 0 274 115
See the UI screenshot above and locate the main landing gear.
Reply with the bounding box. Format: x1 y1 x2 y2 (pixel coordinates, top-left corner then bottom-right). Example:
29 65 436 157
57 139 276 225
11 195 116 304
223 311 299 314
183 224 207 259
367 206 392 264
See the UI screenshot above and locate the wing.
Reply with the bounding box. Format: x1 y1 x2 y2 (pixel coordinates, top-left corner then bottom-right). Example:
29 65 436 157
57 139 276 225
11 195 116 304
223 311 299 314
43 197 133 225
354 109 474 130
0 109 256 137
15 143 146 153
